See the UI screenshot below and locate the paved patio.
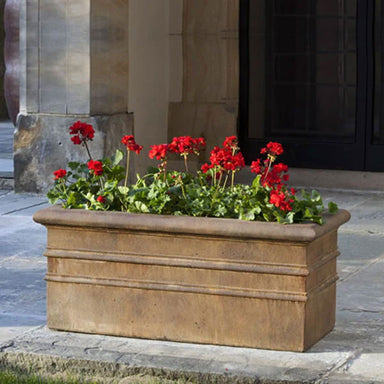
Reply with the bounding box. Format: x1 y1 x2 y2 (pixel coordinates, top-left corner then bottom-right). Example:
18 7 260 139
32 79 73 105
0 188 383 383
0 121 14 188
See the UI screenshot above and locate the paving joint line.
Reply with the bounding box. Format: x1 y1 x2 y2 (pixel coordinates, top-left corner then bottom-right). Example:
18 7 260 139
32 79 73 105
338 253 384 283
2 201 49 215
314 349 361 384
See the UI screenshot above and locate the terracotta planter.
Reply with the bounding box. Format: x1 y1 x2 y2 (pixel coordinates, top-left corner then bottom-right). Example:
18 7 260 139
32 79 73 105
33 206 350 352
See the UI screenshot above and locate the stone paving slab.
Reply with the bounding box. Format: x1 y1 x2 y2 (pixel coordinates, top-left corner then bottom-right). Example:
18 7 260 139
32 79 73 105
0 326 354 384
0 189 383 383
0 191 49 215
0 193 48 344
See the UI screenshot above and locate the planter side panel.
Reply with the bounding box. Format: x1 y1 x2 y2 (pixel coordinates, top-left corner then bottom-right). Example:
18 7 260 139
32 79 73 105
47 281 307 351
41 213 344 352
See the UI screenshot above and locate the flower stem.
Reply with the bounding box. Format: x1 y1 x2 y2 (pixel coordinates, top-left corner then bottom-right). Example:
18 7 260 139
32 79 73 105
124 150 130 188
222 174 229 190
84 141 92 160
183 154 189 173
181 183 186 200
262 157 273 184
231 171 235 190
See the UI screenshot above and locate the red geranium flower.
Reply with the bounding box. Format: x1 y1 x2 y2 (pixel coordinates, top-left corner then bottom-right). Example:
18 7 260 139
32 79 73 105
250 159 261 174
69 121 95 145
208 144 245 173
97 196 106 204
121 135 143 154
87 160 103 176
53 169 67 180
168 136 206 156
201 163 213 173
260 142 284 157
269 190 294 211
149 144 168 160
223 136 238 150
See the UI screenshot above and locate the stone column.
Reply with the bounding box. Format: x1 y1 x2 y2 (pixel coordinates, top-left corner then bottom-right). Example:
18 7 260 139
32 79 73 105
15 0 131 192
168 0 239 159
2 0 17 121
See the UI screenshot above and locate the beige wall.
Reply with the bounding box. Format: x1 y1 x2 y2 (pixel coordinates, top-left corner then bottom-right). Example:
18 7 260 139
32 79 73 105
128 0 171 175
169 0 239 161
128 0 240 173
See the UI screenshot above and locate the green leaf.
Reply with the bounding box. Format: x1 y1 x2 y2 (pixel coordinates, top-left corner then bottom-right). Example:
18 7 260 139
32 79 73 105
135 201 149 212
252 175 261 190
277 212 295 224
113 149 124 166
239 210 255 221
328 201 338 214
311 190 322 203
118 186 129 194
68 162 80 170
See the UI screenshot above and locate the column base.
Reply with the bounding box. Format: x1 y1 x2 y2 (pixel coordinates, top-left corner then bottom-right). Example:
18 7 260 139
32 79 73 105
14 113 133 193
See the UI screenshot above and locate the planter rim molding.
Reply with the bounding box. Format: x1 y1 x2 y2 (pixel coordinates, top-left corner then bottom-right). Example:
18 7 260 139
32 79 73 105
34 205 351 243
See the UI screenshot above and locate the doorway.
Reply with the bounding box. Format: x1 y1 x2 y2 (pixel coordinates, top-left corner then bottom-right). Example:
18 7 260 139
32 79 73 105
239 0 384 171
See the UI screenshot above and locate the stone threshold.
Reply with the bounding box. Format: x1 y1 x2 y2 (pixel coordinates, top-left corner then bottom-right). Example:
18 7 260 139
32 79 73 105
236 167 384 192
0 177 14 190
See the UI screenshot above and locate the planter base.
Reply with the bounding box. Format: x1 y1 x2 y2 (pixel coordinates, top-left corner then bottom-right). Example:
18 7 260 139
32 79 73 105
34 207 350 352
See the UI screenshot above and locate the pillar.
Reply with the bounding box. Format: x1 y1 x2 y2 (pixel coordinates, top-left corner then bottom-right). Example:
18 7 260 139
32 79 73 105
15 0 131 192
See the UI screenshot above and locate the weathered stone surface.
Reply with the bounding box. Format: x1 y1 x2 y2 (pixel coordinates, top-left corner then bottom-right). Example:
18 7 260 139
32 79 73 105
168 102 238 161
169 0 239 154
14 113 133 193
3 0 19 121
33 206 350 352
0 195 47 343
1 189 384 382
90 0 129 114
20 0 128 116
183 0 239 34
183 36 238 103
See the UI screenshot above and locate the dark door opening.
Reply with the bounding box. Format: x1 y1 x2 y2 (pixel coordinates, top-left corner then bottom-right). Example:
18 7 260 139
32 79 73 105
239 0 384 171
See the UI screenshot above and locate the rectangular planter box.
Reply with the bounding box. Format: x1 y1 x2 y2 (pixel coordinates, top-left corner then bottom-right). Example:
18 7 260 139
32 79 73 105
33 206 350 352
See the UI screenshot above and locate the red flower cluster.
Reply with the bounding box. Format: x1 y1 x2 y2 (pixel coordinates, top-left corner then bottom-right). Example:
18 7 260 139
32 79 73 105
260 141 284 157
149 144 168 160
168 136 206 156
53 169 67 180
201 137 245 175
251 142 295 211
269 190 294 211
69 121 95 145
121 135 143 154
251 159 289 187
223 136 239 150
87 160 103 176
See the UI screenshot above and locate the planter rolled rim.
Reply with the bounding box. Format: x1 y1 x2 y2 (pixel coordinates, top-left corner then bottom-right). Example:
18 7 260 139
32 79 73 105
33 205 351 242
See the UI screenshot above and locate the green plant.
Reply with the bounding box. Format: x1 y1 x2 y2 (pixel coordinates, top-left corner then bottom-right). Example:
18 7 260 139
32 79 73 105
47 122 337 224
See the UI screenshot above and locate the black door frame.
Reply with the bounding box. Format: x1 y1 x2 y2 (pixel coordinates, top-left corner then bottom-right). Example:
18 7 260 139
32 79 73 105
239 0 384 171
